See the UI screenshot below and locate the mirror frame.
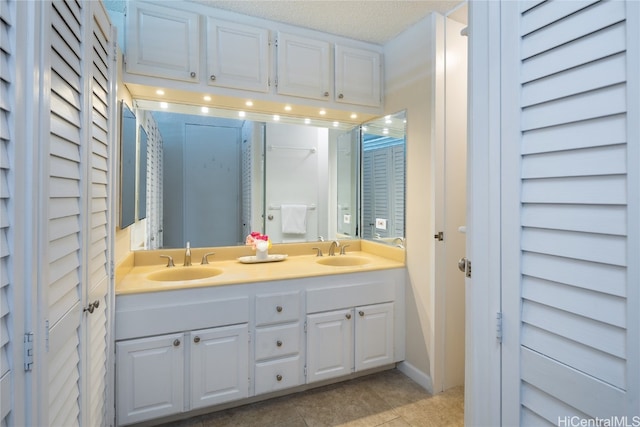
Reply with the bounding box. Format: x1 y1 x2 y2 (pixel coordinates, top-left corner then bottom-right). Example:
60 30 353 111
119 100 137 228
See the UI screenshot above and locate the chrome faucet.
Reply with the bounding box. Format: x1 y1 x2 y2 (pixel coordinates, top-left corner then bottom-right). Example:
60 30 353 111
328 240 340 256
392 237 405 248
184 241 192 266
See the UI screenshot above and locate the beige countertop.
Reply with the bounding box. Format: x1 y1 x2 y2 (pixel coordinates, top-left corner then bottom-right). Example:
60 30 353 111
116 240 405 295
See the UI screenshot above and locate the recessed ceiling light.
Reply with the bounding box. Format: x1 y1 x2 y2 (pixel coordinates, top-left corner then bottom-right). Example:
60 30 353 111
273 115 280 121
284 105 292 111
403 119 407 124
203 95 212 101
238 111 246 117
156 89 165 95
385 118 392 124
383 128 389 134
319 110 326 115
350 113 357 119
362 126 368 131
333 121 339 127
245 100 253 107
304 118 311 124
201 107 209 113
160 102 168 109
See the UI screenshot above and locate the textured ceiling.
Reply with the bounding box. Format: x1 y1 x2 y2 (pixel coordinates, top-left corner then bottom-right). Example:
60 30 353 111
191 0 467 45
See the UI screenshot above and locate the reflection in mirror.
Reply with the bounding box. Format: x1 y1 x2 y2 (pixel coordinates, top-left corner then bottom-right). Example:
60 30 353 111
136 108 362 249
119 101 136 228
361 111 406 247
137 126 148 221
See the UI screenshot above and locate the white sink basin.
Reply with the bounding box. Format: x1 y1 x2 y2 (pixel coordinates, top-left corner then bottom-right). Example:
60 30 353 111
147 267 223 282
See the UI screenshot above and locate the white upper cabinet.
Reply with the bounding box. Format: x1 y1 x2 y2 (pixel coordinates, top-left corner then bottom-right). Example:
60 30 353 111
276 32 332 101
126 1 200 82
206 18 270 92
335 44 382 107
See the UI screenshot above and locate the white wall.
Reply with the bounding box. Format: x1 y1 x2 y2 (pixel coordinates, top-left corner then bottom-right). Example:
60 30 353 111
385 14 438 390
385 11 468 392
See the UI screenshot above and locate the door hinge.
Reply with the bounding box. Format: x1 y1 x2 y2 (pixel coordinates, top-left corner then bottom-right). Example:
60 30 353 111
109 260 115 280
304 321 307 333
274 77 278 88
496 312 503 344
24 332 34 371
304 365 307 377
434 231 444 241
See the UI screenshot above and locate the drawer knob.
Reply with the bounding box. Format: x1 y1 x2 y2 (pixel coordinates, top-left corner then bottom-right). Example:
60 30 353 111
210 74 216 81
276 374 283 382
359 311 365 317
345 313 351 320
173 339 181 347
194 336 200 343
276 305 283 313
190 71 196 78
338 93 344 99
323 91 329 97
276 340 283 347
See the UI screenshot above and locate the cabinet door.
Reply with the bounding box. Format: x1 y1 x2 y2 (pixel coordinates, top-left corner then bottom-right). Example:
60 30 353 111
334 44 382 107
306 309 354 383
189 324 249 410
116 334 184 425
126 1 199 82
276 32 331 101
206 18 270 92
355 303 394 371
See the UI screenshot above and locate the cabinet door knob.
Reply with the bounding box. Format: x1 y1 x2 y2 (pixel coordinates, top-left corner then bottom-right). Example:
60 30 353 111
324 91 329 97
345 313 351 320
359 311 365 317
276 340 283 347
338 93 344 99
276 374 283 382
173 339 181 347
194 336 200 343
210 74 216 81
190 71 196 78
276 305 283 313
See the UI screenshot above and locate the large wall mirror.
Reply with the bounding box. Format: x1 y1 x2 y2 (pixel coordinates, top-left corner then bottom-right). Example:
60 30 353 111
119 101 137 228
361 111 406 247
121 102 405 251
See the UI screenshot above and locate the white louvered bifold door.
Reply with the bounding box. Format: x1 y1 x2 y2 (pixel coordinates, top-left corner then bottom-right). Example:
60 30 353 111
83 3 113 426
45 0 114 425
0 0 15 425
501 1 639 424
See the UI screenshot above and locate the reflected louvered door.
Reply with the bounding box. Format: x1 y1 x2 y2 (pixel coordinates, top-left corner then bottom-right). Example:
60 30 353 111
501 1 639 424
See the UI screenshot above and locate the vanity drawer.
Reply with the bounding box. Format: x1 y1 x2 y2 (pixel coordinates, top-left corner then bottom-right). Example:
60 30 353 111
255 323 301 361
254 355 303 395
255 291 301 326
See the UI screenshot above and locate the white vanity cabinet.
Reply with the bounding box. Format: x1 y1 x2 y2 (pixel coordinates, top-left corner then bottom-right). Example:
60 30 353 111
116 333 185 425
276 32 332 101
306 281 397 383
189 324 249 409
125 1 200 83
334 44 382 108
253 291 305 394
206 18 270 93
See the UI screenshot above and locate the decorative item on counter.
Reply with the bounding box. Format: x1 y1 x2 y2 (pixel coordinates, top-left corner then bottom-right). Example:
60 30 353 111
246 231 271 261
239 232 287 264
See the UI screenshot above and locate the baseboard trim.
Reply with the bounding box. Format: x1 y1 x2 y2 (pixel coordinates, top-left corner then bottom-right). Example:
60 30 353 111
398 361 433 394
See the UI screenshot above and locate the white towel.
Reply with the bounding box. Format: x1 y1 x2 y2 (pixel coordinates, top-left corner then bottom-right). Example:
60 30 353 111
281 204 307 234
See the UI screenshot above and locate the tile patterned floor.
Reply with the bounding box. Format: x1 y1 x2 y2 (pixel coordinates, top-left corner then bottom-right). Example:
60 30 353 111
163 369 464 427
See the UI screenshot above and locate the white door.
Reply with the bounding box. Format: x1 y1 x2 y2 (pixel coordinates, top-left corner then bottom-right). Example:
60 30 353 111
189 324 249 409
125 0 199 82
264 123 324 243
471 1 640 424
334 44 382 107
116 334 185 425
276 32 331 101
206 18 269 92
184 124 241 246
354 303 394 371
306 309 354 383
